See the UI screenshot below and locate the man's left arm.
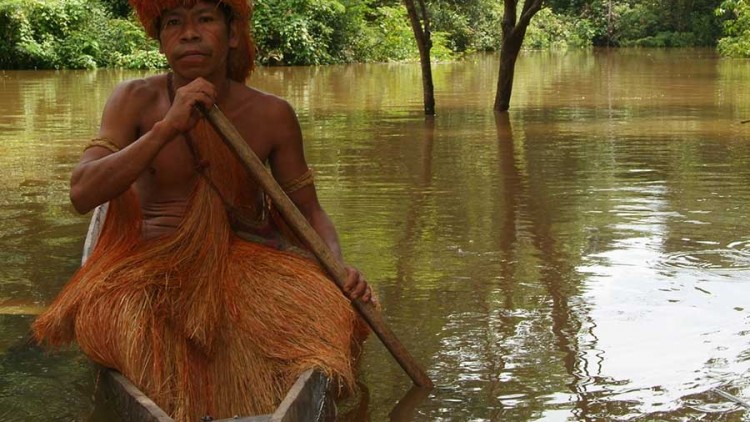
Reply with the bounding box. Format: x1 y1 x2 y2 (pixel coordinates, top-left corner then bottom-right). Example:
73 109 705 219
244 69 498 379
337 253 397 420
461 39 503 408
268 98 372 302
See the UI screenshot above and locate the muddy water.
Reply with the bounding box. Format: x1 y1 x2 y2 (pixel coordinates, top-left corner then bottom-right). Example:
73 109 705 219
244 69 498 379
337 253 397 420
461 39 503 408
1 49 749 420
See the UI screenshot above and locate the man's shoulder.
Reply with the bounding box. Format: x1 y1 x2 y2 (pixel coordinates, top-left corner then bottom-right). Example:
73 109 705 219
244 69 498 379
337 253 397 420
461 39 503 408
108 74 166 106
234 83 288 107
230 83 296 121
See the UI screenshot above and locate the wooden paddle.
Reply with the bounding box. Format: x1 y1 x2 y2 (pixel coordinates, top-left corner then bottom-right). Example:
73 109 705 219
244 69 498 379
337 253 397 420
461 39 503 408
200 104 433 388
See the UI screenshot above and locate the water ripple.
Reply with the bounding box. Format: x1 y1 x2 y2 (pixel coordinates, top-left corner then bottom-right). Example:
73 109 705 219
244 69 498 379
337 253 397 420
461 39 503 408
659 247 750 272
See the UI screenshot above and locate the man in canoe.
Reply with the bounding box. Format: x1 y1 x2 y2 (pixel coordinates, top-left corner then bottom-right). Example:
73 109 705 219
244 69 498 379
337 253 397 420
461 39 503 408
32 0 372 419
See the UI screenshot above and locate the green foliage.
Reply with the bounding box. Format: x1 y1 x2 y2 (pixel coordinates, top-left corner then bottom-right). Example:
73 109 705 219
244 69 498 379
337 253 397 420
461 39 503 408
2 0 740 70
617 2 660 43
614 0 720 47
93 17 166 69
717 0 750 57
252 0 455 65
429 0 503 52
99 0 129 18
350 5 417 62
690 8 723 46
575 0 721 47
115 49 168 69
351 4 454 62
429 32 456 61
0 0 101 69
525 7 595 49
0 0 164 70
253 0 354 65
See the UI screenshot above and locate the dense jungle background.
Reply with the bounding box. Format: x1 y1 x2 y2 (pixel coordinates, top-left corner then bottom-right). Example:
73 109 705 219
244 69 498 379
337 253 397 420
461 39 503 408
2 0 750 71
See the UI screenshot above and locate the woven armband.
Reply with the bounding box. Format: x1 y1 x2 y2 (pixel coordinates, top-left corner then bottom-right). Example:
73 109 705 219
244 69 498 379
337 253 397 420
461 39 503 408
280 169 314 194
83 137 121 153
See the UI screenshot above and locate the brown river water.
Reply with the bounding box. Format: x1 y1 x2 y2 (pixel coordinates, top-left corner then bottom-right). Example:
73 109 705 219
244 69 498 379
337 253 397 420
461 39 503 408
1 48 749 421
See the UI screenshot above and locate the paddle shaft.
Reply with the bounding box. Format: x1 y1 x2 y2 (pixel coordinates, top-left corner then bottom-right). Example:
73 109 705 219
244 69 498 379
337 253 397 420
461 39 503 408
200 105 433 388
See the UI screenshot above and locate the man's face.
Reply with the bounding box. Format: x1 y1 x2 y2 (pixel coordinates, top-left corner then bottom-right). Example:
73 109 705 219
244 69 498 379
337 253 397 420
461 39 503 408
158 1 238 79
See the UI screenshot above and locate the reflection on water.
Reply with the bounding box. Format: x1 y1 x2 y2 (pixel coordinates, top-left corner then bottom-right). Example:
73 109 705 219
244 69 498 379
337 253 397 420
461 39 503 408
2 49 750 420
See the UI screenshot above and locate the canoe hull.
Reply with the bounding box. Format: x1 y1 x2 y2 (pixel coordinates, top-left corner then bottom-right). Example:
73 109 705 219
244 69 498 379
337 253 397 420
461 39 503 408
96 366 333 422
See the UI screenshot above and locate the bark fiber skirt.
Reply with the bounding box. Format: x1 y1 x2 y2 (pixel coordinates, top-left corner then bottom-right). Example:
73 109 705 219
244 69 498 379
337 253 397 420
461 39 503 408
33 185 367 421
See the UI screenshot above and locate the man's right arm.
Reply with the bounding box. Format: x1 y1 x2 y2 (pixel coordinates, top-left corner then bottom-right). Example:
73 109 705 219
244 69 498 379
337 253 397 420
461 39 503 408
69 80 179 214
70 77 217 214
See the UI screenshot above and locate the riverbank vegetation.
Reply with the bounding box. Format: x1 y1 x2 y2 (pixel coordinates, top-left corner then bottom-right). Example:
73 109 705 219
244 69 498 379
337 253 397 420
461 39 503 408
1 0 749 70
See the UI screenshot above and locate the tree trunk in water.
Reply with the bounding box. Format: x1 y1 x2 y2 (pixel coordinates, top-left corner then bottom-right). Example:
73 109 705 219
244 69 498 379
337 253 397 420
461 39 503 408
404 0 436 115
494 0 543 112
495 36 523 112
419 53 436 116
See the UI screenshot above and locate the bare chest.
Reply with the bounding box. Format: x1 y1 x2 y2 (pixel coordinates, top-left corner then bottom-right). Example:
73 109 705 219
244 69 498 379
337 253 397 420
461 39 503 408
132 91 272 208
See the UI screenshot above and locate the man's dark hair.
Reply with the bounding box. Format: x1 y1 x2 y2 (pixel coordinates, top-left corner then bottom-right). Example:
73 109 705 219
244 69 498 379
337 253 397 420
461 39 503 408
155 1 235 37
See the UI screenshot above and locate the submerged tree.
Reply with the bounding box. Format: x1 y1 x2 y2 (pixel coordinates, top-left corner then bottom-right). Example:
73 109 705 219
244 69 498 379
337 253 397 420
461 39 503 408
403 0 436 115
495 0 544 112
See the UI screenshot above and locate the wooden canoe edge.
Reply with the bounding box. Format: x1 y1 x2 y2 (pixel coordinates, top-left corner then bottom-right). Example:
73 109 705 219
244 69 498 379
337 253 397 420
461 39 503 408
82 203 108 265
98 368 175 422
270 369 334 422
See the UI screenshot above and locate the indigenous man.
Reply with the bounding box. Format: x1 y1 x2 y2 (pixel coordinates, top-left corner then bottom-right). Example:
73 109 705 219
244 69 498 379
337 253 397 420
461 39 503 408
32 0 372 419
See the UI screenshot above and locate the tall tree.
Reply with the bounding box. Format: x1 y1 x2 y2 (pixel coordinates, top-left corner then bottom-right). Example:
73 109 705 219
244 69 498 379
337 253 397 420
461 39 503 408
403 0 436 115
494 0 544 112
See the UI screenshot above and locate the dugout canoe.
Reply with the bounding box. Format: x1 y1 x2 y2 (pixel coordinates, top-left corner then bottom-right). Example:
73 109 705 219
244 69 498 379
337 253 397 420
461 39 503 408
84 204 335 422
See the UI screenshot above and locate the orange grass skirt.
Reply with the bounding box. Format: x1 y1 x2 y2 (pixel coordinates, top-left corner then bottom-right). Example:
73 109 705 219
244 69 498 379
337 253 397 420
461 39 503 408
33 181 368 420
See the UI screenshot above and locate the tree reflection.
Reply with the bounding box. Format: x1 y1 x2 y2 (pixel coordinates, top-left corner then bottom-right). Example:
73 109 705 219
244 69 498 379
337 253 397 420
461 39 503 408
494 112 600 420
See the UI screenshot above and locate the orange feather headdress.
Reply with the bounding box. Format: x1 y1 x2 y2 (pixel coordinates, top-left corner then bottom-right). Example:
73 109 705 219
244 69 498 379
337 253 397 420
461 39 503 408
129 0 255 82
